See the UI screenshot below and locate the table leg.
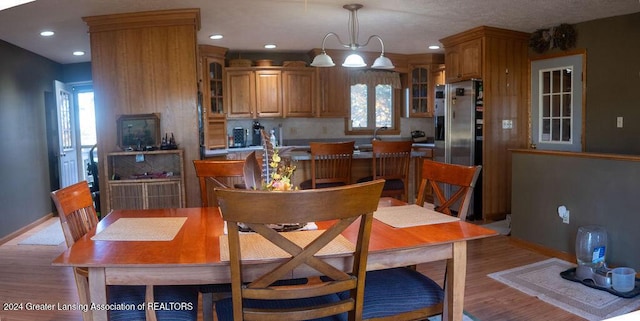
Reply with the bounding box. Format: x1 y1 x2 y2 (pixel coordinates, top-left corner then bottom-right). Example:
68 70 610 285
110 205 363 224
88 267 108 321
443 240 467 321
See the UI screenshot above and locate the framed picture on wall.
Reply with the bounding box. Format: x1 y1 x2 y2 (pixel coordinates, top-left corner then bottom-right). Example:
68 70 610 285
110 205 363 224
117 113 161 151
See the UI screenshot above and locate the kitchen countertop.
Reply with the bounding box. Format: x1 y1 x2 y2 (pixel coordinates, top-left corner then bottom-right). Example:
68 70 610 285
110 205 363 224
203 143 434 158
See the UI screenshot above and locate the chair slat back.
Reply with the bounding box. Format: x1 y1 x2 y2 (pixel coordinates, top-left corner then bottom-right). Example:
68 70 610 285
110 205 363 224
309 141 355 188
372 140 413 201
193 160 246 207
50 181 99 248
215 179 384 321
416 160 482 219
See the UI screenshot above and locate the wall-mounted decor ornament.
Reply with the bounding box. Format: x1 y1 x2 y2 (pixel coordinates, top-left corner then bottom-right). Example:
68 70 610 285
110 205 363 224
553 23 577 50
529 28 553 53
529 23 577 53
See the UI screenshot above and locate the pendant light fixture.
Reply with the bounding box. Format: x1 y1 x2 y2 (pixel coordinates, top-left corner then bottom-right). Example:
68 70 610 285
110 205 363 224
311 4 394 69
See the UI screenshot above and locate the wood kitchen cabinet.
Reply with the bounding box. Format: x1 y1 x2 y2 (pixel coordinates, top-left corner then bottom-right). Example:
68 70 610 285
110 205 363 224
226 68 282 118
315 66 349 117
444 38 482 83
106 150 186 210
199 45 228 149
283 68 315 117
406 54 445 118
440 26 530 221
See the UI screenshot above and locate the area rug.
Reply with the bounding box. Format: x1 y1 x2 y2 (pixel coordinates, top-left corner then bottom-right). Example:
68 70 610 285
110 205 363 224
18 220 65 246
488 258 640 320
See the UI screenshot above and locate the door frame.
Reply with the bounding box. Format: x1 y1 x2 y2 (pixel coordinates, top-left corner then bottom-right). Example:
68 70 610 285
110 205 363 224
529 49 587 151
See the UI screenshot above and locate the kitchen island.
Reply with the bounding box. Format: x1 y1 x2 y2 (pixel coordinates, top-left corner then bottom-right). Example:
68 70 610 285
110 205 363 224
203 143 434 203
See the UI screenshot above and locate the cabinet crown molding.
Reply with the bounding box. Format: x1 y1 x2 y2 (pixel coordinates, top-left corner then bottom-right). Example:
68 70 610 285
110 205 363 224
440 25 530 47
83 8 201 33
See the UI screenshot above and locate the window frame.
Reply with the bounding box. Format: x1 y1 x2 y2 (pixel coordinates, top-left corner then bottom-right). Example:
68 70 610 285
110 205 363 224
345 76 401 136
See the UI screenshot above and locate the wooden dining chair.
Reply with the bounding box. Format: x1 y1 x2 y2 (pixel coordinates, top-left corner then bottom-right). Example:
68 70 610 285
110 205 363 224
193 159 246 207
51 181 198 321
299 141 355 190
357 140 413 202
214 179 385 321
351 160 482 321
415 159 482 219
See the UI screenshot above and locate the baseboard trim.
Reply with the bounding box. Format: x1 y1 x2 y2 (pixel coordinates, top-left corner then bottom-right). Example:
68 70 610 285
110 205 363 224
509 236 576 263
0 213 54 246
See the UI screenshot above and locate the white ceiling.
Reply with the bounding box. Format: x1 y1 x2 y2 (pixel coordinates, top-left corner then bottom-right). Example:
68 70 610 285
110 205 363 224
1 0 639 64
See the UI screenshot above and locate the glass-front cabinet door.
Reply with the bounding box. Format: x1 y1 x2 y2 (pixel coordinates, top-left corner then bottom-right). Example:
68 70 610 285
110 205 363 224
199 45 227 150
410 66 429 117
208 60 225 116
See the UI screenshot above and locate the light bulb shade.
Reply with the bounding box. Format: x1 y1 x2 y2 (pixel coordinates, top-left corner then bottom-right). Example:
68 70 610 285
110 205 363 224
371 55 395 69
310 53 335 67
342 53 367 67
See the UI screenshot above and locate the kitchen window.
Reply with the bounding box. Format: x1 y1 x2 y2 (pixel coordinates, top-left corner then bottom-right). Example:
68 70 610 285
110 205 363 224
347 70 400 134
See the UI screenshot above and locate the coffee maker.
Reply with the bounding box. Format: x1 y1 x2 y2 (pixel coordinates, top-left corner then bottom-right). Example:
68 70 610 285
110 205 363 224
252 121 264 146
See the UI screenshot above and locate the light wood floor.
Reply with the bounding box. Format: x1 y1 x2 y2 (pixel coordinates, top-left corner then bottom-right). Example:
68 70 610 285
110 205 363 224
0 218 587 321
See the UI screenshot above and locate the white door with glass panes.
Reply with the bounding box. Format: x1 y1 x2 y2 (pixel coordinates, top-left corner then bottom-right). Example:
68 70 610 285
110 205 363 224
531 54 584 151
55 80 81 188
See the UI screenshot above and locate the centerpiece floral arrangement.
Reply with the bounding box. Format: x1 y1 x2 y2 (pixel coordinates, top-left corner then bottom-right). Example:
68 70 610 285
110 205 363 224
263 149 297 191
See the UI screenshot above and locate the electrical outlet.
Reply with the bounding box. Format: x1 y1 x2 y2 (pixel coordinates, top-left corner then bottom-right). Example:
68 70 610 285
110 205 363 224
617 117 623 128
502 119 513 129
563 210 570 224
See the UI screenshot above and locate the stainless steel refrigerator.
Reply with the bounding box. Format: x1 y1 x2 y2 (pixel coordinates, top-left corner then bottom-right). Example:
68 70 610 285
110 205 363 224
433 80 483 220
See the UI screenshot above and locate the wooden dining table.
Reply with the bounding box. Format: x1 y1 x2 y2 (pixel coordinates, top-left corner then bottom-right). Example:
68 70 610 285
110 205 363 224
53 198 497 321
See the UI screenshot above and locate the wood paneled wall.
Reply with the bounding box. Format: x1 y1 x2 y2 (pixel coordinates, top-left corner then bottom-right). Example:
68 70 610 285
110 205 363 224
441 27 530 221
83 9 201 211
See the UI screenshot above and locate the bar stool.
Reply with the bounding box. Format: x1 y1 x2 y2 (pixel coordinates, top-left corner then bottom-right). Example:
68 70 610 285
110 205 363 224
299 141 355 190
357 140 413 202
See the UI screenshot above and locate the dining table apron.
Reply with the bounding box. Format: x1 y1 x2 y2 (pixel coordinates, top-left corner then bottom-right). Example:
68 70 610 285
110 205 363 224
52 198 497 321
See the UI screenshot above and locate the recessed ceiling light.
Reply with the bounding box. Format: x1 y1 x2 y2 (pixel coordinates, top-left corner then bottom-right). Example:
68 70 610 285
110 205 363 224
73 51 85 56
264 44 276 49
40 30 54 37
209 34 223 40
428 45 440 50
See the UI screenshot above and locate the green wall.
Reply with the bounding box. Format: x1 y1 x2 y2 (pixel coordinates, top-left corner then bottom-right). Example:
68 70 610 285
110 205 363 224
0 40 61 239
576 12 640 154
512 151 640 270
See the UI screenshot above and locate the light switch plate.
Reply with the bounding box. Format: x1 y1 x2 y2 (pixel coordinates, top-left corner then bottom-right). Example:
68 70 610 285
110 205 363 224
617 117 623 128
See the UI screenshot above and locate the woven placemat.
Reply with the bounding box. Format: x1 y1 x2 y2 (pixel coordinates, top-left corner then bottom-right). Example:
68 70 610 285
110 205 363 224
219 230 355 261
91 217 187 241
373 204 459 228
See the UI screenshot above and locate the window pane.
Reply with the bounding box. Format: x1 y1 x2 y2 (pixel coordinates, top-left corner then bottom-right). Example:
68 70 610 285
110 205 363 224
552 95 560 117
375 85 392 127
542 71 550 94
562 94 571 117
563 68 572 92
78 91 97 145
543 96 550 117
552 119 560 141
562 119 571 141
351 84 367 128
552 70 561 93
542 119 550 141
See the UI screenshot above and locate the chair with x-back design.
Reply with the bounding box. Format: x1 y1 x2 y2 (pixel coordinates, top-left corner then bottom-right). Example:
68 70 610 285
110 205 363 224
415 159 482 219
214 180 385 321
